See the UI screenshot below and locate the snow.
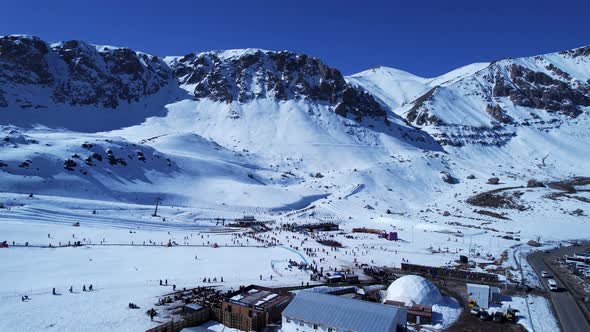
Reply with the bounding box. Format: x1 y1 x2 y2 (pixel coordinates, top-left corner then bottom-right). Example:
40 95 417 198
0 235 308 331
2 41 588 332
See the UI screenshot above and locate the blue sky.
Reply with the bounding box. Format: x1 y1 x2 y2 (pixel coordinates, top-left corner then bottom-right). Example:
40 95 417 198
1 0 588 76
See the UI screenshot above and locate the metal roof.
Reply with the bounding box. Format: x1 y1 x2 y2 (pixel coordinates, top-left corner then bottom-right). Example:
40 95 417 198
282 291 406 332
184 303 203 311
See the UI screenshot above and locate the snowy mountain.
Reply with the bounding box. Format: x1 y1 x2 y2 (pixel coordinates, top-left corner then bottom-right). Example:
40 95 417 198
351 46 590 147
167 49 386 121
2 35 588 332
0 34 589 222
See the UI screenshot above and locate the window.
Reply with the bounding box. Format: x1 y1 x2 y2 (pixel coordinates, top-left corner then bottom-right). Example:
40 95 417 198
313 323 318 329
299 321 304 326
286 318 291 323
328 328 334 332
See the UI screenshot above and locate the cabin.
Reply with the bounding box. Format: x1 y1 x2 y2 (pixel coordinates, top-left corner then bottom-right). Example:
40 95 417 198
221 285 292 331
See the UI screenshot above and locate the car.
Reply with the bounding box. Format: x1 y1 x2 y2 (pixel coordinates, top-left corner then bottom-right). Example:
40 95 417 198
541 271 550 278
470 307 481 316
548 279 558 291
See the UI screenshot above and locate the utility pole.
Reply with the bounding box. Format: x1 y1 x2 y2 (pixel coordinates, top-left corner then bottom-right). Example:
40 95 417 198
152 197 161 217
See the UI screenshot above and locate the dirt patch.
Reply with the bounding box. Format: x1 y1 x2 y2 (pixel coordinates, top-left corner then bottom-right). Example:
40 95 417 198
466 186 526 210
475 210 510 220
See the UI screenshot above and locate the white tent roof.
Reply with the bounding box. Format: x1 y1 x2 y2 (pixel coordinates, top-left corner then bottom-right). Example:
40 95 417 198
384 275 442 306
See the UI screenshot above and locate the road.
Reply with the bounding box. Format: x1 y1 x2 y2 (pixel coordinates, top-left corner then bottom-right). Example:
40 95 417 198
528 246 590 332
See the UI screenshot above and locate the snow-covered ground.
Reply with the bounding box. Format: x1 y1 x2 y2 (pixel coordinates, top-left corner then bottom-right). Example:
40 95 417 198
2 43 589 331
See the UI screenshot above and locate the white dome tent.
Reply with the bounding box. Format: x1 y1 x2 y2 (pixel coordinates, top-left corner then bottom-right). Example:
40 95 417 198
384 275 442 306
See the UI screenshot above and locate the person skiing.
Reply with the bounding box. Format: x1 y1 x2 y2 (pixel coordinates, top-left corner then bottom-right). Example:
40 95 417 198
83 285 86 292
21 296 25 302
159 279 163 286
172 284 176 291
69 286 73 293
165 279 168 286
89 284 93 291
52 288 56 295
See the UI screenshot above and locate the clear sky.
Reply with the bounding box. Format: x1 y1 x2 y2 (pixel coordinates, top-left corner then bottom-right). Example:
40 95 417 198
1 0 588 77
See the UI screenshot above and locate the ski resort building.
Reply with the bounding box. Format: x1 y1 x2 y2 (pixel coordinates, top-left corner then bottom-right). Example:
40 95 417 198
220 285 292 331
282 291 407 332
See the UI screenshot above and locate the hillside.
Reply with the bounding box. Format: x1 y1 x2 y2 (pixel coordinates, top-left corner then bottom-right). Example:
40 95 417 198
0 34 588 236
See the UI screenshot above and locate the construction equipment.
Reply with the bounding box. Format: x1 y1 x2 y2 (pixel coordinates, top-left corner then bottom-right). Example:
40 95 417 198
504 307 519 323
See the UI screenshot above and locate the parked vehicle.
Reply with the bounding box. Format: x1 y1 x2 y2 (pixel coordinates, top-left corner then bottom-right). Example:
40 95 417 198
547 279 558 291
504 307 519 323
493 311 504 323
479 310 491 321
470 306 481 316
541 271 550 278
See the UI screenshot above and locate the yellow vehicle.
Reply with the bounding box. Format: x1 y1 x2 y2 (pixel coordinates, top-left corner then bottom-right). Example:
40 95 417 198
469 298 477 308
504 307 519 323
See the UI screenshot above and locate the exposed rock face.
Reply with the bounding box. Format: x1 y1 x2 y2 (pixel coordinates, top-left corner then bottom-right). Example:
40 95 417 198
397 47 590 147
559 45 590 58
0 35 172 109
170 50 386 121
1 37 385 122
487 177 500 185
52 41 172 108
440 171 458 184
406 87 442 126
485 104 513 124
526 179 545 188
497 64 590 117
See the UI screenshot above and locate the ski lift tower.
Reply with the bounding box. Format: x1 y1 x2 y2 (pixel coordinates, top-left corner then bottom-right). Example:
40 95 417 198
152 197 162 217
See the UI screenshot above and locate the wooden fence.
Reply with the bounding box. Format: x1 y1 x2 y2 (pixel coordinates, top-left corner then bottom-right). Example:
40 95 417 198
145 307 210 332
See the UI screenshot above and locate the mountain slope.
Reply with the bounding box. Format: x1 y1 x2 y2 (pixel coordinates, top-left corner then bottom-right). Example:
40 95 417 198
350 46 590 148
0 35 589 222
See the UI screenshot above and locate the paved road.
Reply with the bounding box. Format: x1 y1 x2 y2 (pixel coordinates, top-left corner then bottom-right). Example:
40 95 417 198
528 247 590 332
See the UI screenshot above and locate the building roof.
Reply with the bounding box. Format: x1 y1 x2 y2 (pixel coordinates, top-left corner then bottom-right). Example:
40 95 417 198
385 275 442 306
225 285 291 311
184 303 204 311
283 291 406 332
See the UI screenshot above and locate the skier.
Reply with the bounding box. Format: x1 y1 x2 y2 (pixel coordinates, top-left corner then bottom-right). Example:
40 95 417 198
89 284 93 291
221 276 224 282
69 286 73 293
160 279 163 286
165 279 168 286
21 296 25 302
172 284 176 291
52 288 56 295
83 285 86 292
